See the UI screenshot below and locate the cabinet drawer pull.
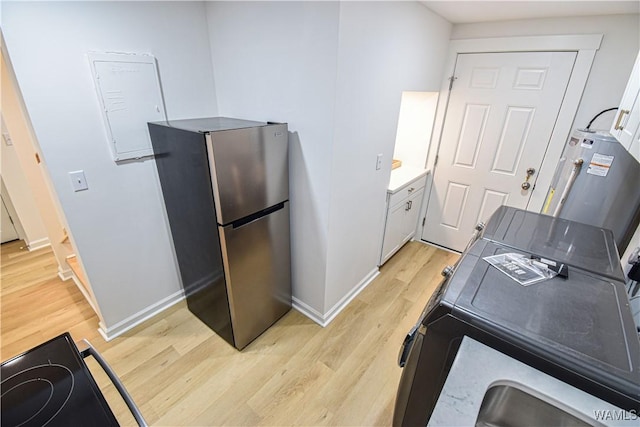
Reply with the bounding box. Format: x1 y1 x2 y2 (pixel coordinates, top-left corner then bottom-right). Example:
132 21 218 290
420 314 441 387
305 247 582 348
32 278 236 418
615 109 630 130
405 200 413 211
407 187 415 194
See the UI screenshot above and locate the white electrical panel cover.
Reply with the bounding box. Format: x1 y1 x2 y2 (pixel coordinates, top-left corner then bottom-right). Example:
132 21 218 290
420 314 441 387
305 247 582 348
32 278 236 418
88 52 166 162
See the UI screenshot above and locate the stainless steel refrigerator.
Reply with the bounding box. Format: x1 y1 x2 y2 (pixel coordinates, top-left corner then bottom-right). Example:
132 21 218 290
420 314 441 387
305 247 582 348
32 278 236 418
542 129 640 253
148 117 291 350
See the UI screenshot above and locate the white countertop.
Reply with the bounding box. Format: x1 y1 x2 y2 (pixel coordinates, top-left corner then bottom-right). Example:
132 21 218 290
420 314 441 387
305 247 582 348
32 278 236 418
388 165 430 194
428 337 636 427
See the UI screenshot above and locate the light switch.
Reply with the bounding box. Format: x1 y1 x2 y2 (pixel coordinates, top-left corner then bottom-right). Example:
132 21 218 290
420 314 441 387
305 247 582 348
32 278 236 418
69 170 89 192
376 154 383 170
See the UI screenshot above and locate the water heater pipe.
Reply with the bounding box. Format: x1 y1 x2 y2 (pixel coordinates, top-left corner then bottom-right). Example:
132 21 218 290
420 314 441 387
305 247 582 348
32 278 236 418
552 158 584 217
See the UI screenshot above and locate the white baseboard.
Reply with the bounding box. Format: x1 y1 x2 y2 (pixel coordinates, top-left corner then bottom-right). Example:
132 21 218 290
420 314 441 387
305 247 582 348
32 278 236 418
293 268 380 327
292 297 326 326
27 237 50 251
57 266 73 281
98 267 379 339
98 290 185 341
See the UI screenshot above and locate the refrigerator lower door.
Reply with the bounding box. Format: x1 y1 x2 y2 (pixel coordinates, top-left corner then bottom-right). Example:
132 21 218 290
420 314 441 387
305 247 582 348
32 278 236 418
219 202 292 349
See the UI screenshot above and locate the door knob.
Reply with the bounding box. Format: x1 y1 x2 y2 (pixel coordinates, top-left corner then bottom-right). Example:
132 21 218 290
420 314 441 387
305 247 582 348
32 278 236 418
521 167 535 191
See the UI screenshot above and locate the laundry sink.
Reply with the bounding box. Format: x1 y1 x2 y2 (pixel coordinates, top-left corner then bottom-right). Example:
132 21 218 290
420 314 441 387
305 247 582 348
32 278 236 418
475 384 595 427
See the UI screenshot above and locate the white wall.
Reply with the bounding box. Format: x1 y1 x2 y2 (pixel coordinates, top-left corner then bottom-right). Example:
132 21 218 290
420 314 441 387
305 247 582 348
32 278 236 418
325 1 451 311
206 1 340 315
2 1 218 333
451 14 640 134
2 0 451 331
207 1 451 318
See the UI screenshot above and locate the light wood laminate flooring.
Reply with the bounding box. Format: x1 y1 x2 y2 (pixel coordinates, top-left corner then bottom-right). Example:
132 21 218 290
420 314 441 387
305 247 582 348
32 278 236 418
1 239 458 426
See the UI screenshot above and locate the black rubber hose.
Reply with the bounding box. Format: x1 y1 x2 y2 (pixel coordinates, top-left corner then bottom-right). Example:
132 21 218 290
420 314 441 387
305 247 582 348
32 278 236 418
585 107 618 130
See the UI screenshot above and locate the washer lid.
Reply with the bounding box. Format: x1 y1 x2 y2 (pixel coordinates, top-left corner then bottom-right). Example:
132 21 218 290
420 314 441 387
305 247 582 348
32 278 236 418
481 206 624 282
451 240 640 402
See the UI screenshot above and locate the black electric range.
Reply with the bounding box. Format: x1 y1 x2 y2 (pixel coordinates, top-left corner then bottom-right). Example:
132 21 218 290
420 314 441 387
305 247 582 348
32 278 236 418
1 333 119 427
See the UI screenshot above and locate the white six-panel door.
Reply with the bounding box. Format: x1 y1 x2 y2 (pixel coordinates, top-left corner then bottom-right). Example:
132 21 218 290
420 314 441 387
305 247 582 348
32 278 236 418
423 51 577 251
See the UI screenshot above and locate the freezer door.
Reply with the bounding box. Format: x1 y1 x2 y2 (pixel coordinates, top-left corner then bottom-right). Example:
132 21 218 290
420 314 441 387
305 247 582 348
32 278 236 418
206 123 289 225
219 202 292 349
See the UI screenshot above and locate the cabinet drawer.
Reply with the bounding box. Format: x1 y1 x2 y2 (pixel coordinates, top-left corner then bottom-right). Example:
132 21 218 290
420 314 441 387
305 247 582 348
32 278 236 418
388 176 427 208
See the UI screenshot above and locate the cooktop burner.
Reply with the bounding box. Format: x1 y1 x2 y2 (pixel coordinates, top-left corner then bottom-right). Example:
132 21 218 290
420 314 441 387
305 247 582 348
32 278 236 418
2 364 74 426
1 333 118 427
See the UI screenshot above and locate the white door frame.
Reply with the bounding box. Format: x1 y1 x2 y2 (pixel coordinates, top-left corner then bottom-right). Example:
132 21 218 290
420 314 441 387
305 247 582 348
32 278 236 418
420 34 603 242
1 192 20 243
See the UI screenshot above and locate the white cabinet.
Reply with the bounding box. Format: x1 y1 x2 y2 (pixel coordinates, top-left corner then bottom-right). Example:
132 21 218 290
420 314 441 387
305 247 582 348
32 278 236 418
611 52 640 162
380 172 427 266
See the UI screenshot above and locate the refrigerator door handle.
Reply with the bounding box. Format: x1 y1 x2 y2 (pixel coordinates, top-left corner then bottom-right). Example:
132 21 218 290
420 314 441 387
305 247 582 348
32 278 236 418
231 202 286 229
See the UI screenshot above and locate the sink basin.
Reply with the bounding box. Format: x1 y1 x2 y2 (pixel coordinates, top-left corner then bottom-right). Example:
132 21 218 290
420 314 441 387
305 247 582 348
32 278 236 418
475 384 595 427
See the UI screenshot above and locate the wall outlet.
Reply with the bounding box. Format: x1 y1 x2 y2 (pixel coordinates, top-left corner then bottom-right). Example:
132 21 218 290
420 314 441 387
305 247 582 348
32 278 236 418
376 153 383 170
69 170 89 192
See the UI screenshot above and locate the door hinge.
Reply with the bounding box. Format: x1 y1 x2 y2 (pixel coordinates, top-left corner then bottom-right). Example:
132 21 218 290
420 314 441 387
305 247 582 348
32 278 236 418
448 75 457 90
434 155 439 166
422 217 426 227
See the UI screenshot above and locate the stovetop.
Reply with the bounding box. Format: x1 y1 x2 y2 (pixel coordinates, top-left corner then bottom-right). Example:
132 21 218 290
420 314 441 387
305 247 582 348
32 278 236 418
1 333 118 427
